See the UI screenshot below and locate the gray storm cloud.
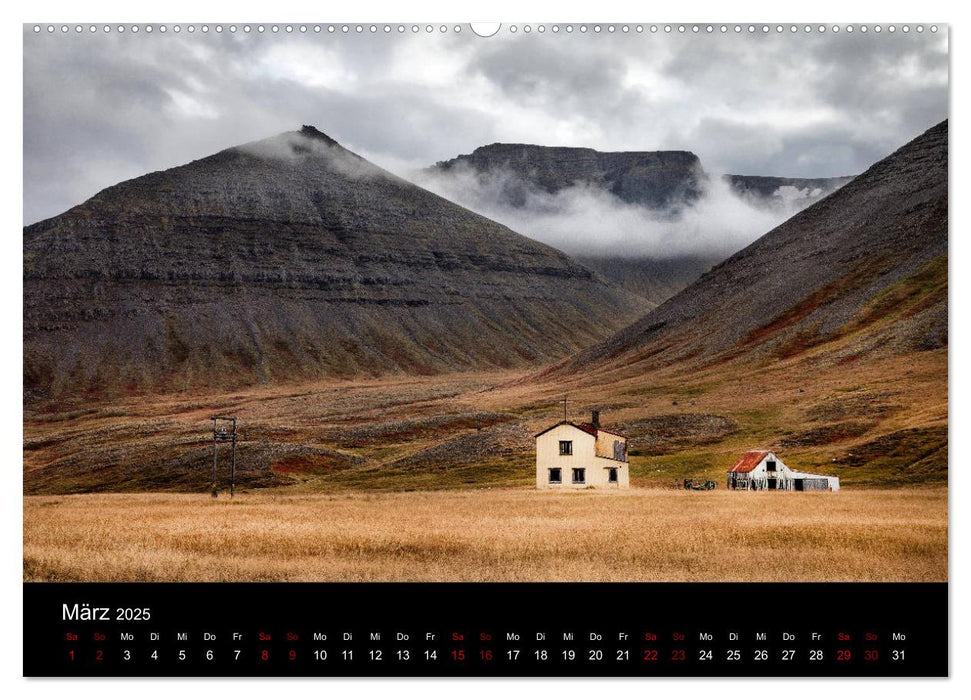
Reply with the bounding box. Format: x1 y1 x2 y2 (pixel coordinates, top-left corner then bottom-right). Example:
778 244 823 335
24 25 948 241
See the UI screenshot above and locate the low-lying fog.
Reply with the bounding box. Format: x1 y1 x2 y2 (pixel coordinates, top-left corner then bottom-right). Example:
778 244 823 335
413 164 841 259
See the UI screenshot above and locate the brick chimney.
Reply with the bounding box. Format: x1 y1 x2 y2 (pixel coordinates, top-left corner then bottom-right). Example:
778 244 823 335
591 410 601 429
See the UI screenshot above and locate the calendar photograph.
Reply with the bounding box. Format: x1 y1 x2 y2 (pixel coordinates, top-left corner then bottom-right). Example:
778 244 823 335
23 22 948 591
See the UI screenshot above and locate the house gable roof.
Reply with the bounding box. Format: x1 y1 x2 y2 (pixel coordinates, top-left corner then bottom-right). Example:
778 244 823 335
535 421 632 440
727 451 839 479
728 450 771 473
534 421 598 439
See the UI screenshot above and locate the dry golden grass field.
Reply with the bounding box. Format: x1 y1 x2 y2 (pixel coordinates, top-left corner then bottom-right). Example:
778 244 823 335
23 487 946 583
23 344 946 583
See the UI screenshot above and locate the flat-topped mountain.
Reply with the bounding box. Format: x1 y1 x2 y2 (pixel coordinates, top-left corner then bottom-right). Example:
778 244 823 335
23 126 646 401
431 143 851 214
563 120 948 374
428 144 854 304
433 143 705 209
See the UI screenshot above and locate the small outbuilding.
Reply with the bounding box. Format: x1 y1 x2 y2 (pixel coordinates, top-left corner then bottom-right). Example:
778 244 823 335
535 411 630 489
727 450 839 491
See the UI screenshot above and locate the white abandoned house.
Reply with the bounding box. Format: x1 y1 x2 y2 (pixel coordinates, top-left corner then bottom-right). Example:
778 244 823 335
535 411 630 489
727 450 840 491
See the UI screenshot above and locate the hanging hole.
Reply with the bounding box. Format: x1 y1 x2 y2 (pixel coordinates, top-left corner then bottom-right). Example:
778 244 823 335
470 23 501 37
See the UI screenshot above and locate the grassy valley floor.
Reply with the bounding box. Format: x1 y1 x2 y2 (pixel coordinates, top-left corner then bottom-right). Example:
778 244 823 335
24 487 946 582
24 349 947 583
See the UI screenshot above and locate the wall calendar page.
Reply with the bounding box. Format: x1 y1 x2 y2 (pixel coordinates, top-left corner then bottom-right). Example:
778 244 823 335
21 16 949 681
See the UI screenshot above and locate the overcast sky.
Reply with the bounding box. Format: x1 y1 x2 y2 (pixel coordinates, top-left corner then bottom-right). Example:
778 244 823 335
23 25 948 226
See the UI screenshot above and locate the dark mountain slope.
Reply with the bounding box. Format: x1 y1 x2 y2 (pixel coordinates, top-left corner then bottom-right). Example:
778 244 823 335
24 126 646 402
562 120 948 374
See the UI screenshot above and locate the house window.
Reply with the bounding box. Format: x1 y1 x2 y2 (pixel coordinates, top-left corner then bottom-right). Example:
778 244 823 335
608 468 618 484
766 460 777 472
559 440 573 456
572 468 586 484
548 468 562 484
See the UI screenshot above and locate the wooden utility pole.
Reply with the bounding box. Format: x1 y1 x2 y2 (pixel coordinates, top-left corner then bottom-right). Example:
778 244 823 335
230 419 237 498
210 416 238 499
211 417 218 498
